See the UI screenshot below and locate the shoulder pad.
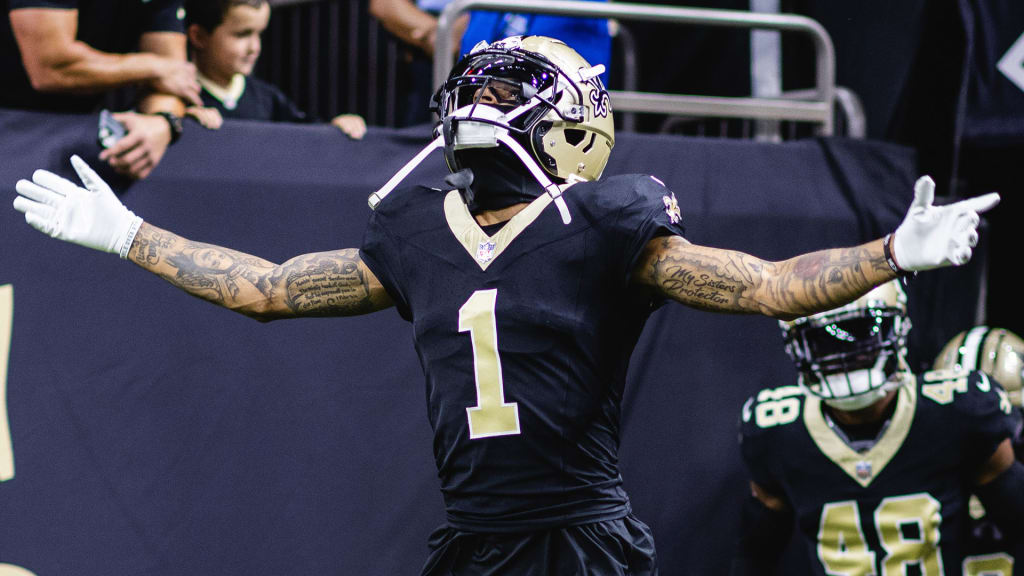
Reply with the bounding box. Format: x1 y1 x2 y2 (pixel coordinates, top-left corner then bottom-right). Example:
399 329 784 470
920 369 1014 415
741 385 806 434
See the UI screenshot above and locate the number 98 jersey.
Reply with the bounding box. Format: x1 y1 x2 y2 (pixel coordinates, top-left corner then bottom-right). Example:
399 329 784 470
738 370 1018 576
360 174 685 532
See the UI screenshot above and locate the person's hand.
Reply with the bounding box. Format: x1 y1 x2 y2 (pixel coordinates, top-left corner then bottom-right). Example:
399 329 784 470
13 155 143 258
186 106 223 130
891 176 1001 271
331 114 367 140
98 112 173 180
149 56 202 106
409 21 437 56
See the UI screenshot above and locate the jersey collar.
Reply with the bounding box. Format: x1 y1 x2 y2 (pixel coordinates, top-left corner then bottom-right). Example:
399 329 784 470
444 190 552 271
803 377 917 488
197 72 246 110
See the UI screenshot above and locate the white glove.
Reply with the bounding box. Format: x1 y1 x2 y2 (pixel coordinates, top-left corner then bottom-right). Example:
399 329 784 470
13 155 143 259
891 175 1000 272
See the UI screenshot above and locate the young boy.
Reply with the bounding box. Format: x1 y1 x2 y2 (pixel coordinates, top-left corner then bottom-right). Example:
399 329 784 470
184 0 366 139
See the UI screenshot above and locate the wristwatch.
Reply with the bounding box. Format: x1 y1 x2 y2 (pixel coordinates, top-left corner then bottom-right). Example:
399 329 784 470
154 111 184 144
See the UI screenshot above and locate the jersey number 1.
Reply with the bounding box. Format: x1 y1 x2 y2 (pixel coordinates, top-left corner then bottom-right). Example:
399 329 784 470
459 290 520 439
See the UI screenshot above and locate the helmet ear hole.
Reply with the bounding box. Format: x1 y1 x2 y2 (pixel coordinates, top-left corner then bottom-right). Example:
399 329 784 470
564 129 586 146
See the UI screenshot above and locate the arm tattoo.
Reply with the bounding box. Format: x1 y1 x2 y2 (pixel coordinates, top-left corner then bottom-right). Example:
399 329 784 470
130 224 383 319
279 253 377 316
643 237 893 319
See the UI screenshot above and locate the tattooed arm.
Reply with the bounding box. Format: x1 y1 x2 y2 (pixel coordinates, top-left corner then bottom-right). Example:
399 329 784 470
127 222 393 321
632 235 897 320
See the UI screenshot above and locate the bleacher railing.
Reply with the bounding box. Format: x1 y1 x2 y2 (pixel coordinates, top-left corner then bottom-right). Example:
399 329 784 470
436 0 838 135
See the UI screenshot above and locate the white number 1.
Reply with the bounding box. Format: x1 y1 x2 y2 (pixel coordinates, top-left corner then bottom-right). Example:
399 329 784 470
1 285 13 482
459 290 520 439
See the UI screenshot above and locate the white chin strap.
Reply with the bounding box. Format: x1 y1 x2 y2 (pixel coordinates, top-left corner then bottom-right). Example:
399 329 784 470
801 353 902 411
368 134 444 209
368 101 576 225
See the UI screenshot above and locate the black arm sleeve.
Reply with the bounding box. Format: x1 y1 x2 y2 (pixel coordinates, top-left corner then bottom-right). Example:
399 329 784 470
728 496 794 576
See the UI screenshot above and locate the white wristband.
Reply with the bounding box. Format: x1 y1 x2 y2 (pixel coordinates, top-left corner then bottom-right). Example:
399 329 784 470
118 216 144 259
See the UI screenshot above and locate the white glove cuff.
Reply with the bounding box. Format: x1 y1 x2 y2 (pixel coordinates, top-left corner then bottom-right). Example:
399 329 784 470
116 215 144 259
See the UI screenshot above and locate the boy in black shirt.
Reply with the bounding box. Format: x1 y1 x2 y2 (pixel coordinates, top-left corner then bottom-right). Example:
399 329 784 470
184 0 366 139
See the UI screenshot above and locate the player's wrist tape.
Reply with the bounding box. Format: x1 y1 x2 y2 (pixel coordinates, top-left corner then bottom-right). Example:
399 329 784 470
883 233 912 278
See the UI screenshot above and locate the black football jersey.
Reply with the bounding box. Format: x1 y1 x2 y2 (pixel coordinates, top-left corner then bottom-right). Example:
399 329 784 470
739 370 1018 576
962 406 1023 576
360 174 686 532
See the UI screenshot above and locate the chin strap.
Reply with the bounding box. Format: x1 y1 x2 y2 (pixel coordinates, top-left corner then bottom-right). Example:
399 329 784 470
494 132 573 224
368 134 445 209
368 100 579 225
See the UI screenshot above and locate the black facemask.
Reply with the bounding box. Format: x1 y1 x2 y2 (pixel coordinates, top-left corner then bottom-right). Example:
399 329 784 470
454 146 545 213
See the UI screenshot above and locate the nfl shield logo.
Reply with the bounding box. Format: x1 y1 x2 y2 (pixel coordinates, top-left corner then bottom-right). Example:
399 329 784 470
477 241 496 264
855 461 872 480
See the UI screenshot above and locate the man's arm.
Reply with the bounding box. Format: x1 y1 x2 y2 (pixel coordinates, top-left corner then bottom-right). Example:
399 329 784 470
13 155 393 320
634 176 1000 320
973 438 1024 533
369 0 439 56
633 235 893 320
135 30 198 115
368 0 467 58
10 8 199 103
128 223 393 320
98 30 198 179
729 481 793 576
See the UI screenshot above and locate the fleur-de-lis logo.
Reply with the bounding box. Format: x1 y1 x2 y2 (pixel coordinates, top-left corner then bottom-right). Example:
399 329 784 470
587 78 611 118
662 193 681 224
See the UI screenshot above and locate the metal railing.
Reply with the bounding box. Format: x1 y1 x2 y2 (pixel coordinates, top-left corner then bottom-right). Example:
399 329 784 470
436 0 837 135
261 0 862 137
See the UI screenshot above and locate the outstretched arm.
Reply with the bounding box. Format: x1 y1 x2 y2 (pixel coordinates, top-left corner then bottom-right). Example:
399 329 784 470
633 235 892 320
13 155 393 320
634 176 1000 320
128 223 392 321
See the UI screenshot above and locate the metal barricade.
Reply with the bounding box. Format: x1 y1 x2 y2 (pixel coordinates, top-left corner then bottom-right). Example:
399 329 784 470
436 0 837 135
262 0 863 137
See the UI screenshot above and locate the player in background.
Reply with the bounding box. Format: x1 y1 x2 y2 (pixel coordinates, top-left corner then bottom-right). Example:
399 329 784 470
732 281 1024 576
933 326 1024 575
12 36 1004 575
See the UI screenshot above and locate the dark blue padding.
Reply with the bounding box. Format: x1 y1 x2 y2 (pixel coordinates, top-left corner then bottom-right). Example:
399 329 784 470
0 109 985 575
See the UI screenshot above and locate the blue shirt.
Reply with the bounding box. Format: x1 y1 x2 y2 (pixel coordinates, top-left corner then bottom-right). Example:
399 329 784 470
458 0 612 85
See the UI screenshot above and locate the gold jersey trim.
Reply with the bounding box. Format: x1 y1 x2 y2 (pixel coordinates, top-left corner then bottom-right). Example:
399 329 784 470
443 191 552 271
803 377 917 488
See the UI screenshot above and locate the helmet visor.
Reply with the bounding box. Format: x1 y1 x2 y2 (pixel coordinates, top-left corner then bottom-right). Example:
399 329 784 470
788 309 904 374
443 52 557 111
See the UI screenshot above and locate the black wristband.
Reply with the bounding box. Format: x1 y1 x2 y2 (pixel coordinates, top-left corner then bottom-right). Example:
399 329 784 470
154 111 183 144
883 233 910 277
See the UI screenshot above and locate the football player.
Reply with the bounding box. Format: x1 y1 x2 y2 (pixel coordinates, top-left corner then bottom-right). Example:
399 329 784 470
12 36 1003 575
934 326 1024 574
732 281 1024 576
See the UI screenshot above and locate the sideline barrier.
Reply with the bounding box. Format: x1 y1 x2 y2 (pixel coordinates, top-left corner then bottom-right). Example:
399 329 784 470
0 109 984 575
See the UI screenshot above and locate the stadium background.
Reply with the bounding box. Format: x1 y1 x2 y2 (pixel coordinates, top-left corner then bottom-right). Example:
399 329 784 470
0 0 1021 574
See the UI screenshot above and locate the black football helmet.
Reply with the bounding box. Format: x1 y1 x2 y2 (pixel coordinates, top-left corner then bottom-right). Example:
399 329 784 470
780 280 912 410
